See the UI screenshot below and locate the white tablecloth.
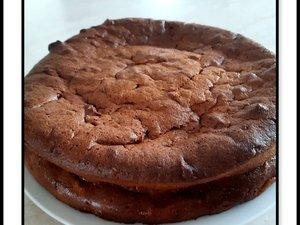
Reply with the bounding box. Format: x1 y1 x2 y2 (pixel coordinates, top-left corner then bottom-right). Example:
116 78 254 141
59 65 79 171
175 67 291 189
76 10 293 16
25 0 276 224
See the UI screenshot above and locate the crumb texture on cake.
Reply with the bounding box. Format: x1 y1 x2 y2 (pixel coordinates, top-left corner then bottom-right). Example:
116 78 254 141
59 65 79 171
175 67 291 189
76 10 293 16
25 18 276 186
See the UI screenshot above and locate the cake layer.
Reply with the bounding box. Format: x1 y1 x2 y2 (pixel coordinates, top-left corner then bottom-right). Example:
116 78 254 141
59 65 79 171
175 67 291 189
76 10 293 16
25 150 276 224
25 19 276 187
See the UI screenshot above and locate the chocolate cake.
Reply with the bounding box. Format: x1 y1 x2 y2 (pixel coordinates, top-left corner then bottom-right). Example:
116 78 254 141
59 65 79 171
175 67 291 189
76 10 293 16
25 18 276 223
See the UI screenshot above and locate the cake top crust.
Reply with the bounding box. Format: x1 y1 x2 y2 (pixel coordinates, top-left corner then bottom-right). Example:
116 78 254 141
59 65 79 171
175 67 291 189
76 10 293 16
25 18 276 188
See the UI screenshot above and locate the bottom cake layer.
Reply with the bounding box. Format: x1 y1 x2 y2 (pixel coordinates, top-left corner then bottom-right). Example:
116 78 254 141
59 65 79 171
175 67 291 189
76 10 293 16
25 150 276 224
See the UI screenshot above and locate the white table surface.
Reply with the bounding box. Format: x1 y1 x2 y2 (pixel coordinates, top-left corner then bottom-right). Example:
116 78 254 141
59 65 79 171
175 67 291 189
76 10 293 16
25 0 276 224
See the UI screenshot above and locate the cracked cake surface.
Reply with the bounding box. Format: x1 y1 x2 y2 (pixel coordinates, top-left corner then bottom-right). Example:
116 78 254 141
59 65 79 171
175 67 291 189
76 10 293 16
25 18 276 188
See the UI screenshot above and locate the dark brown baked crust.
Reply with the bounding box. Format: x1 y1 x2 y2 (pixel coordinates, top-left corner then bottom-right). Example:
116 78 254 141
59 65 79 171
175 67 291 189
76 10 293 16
25 18 276 188
25 149 275 224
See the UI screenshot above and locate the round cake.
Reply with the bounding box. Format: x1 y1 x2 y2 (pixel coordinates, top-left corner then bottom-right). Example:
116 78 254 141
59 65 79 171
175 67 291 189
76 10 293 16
25 18 276 223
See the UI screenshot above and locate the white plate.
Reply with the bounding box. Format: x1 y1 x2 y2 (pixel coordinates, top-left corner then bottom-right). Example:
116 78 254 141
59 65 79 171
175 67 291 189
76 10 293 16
25 167 276 225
